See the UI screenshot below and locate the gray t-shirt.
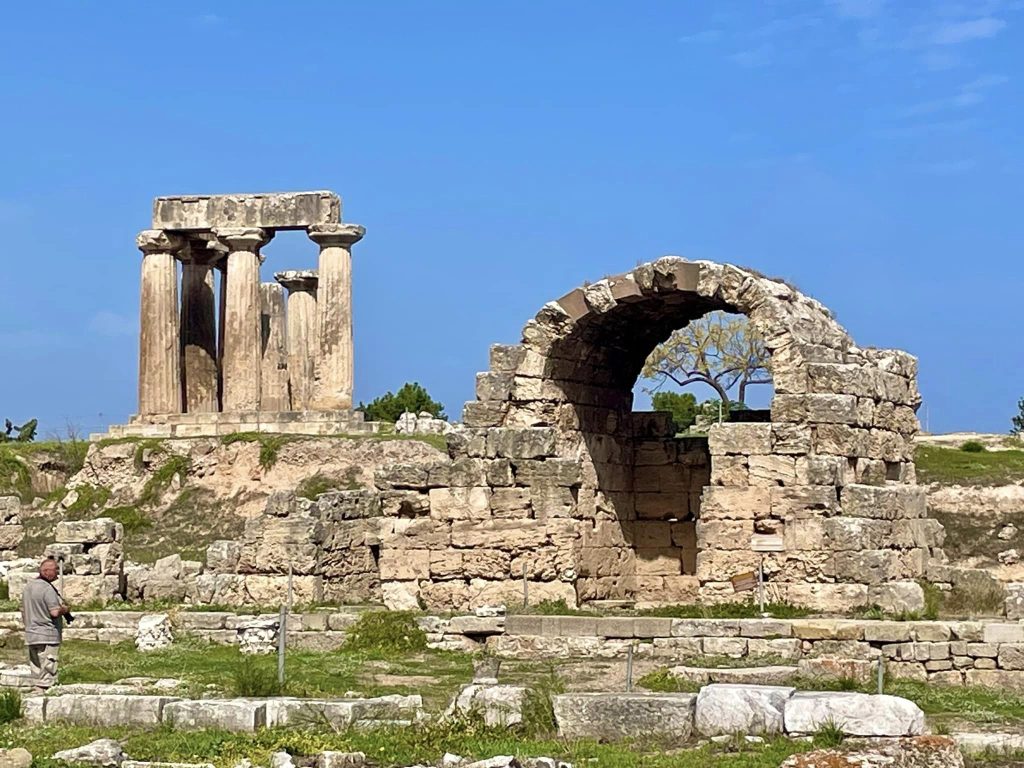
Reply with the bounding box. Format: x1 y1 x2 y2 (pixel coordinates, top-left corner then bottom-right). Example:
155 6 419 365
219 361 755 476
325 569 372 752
22 578 63 645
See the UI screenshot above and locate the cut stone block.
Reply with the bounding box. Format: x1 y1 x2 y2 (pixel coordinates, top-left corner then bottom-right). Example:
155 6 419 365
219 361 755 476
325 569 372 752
163 699 267 732
552 692 695 744
694 684 795 737
783 692 925 736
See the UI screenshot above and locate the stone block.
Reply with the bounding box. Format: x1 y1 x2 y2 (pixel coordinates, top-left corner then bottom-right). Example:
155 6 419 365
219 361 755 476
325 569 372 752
737 620 793 639
999 645 1024 670
451 684 528 727
841 484 926 520
773 394 858 425
695 684 794 736
46 694 175 727
783 692 925 736
55 518 120 544
984 624 1024 644
163 699 267 732
552 692 695 744
264 698 358 729
708 423 771 455
965 669 1024 692
700 487 769 520
868 582 925 614
487 428 557 460
703 637 748 658
747 455 798 486
429 487 492 521
153 191 340 230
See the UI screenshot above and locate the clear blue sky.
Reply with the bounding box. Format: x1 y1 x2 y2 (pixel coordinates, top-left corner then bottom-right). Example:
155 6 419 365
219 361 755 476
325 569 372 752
1 1 1020 436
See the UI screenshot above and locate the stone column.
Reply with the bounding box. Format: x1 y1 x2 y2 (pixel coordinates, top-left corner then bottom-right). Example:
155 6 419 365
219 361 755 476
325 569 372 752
308 224 364 410
215 227 270 412
136 229 185 415
180 243 219 413
274 270 318 410
259 282 290 412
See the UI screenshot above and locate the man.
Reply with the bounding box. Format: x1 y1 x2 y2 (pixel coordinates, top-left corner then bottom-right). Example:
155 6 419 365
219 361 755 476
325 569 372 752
21 558 70 692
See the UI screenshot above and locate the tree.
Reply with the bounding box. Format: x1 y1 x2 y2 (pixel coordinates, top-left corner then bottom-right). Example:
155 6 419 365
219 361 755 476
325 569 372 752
1012 397 1024 436
358 382 446 423
651 391 698 431
642 311 770 406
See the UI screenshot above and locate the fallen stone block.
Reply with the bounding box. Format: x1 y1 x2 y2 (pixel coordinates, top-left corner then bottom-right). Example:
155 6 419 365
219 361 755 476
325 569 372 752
163 699 266 732
136 614 173 652
0 747 31 768
779 736 962 768
451 684 528 727
55 518 121 544
694 683 794 737
552 692 695 744
264 698 358 729
317 752 367 768
52 739 125 766
783 691 924 736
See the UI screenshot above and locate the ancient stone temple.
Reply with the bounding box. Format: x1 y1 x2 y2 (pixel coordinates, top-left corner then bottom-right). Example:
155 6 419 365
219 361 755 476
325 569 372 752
102 191 371 438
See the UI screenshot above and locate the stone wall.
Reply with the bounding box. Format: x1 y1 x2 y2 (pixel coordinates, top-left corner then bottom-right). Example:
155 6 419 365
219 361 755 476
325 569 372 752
364 258 932 611
0 497 24 559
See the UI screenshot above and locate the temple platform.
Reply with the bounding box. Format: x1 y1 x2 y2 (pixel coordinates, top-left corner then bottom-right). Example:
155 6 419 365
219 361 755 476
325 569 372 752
90 410 379 441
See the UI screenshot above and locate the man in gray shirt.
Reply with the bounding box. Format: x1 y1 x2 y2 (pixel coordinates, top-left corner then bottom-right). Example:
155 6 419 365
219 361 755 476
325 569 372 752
22 558 70 692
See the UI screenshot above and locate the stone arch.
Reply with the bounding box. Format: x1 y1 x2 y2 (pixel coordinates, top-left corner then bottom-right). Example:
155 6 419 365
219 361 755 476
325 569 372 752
451 256 934 612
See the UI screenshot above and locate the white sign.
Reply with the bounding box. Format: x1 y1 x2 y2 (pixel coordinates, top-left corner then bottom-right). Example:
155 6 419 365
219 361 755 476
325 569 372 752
750 533 785 553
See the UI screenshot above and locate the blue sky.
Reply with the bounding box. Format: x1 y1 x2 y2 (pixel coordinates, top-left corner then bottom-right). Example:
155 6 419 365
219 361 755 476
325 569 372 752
0 1 1021 436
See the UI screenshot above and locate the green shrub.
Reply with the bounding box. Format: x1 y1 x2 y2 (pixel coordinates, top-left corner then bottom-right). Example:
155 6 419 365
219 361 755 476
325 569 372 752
0 448 33 501
0 581 9 601
220 432 294 470
651 391 698 432
342 611 427 656
961 441 987 453
919 580 943 620
230 657 283 697
0 689 22 724
296 471 361 501
64 483 112 516
519 667 565 736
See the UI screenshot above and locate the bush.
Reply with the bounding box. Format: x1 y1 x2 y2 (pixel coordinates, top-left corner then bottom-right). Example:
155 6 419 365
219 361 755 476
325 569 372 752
812 718 845 748
342 611 427 656
230 657 283 697
0 689 22 724
358 382 445 423
961 441 987 453
1013 397 1024 436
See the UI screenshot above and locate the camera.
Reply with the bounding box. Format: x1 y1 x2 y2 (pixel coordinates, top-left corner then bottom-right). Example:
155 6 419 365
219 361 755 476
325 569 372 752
65 611 75 624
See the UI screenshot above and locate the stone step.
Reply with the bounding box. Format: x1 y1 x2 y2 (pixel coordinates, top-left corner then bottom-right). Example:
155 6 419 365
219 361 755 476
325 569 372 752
668 665 799 686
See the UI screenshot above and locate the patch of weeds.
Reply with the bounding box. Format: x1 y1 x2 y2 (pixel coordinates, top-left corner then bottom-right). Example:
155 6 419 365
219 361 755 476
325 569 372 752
677 654 792 669
296 469 362 501
63 483 112 516
519 666 565 736
833 676 860 691
132 439 164 471
0 582 8 601
230 656 283 697
0 690 21 725
943 578 1006 618
639 601 812 620
513 599 600 617
104 505 152 534
919 579 943 620
811 718 845 748
220 432 296 470
636 668 684 692
342 611 427 657
961 441 987 453
854 604 921 622
138 454 191 507
0 447 33 502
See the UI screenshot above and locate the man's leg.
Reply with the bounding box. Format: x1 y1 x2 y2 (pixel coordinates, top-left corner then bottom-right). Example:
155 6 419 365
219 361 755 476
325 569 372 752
29 643 59 691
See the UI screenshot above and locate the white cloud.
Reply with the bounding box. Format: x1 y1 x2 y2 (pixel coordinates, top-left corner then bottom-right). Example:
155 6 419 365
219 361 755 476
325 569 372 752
929 16 1006 44
89 311 136 337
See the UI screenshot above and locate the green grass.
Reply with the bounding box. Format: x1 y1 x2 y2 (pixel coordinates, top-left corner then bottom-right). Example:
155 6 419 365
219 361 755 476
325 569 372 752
0 690 20 725
221 432 295 470
62 483 112 516
342 611 428 657
231 656 284 697
296 471 362 501
138 454 192 507
0 446 33 501
811 719 845 748
916 444 1024 486
103 505 153 533
0 723 815 768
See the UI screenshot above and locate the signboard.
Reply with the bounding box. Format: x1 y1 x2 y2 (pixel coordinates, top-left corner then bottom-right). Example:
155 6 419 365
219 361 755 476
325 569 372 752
731 571 758 593
750 533 785 553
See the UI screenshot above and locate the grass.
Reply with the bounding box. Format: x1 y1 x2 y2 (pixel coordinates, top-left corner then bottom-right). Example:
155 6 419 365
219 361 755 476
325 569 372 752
0 446 33 501
916 444 1024 486
231 656 284 697
811 719 845 748
0 636 471 709
138 454 192 507
0 439 89 502
296 471 362 501
0 690 20 725
342 611 428 657
221 432 295 470
1 722 814 768
122 487 241 564
62 483 112 516
103 505 153 534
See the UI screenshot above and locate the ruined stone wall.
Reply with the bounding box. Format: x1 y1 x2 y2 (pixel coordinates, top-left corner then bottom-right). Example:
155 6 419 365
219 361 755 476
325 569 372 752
366 257 936 612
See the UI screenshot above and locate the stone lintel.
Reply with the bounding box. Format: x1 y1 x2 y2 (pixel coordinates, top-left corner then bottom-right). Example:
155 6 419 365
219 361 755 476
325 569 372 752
153 191 341 232
274 270 319 292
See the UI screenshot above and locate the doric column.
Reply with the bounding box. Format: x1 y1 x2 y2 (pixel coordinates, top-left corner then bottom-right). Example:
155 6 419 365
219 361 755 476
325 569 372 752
180 242 219 413
259 282 290 412
215 227 271 411
136 229 185 415
307 223 364 410
274 270 319 410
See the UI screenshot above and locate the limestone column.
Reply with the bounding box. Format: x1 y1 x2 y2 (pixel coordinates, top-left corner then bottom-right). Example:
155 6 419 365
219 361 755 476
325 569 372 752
307 223 364 410
180 244 219 413
274 270 319 410
215 227 270 411
136 229 185 415
259 282 290 412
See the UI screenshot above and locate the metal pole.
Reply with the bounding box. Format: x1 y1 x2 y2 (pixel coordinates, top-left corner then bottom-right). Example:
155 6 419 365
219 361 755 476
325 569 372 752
58 556 65 596
522 562 528 608
877 656 884 695
626 643 634 692
758 556 765 614
277 604 286 686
